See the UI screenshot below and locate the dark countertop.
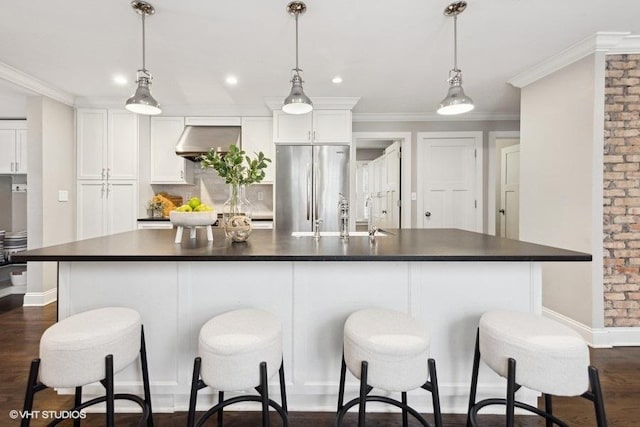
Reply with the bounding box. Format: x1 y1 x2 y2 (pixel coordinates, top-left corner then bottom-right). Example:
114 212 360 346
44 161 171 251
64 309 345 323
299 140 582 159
11 228 591 263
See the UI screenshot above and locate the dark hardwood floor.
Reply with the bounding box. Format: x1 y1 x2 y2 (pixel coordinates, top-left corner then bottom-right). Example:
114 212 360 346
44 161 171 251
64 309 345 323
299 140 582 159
1 297 639 426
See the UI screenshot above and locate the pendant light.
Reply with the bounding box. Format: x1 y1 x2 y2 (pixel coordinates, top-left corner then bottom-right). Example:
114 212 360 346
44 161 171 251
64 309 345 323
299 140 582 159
437 1 474 115
283 1 313 115
125 1 161 115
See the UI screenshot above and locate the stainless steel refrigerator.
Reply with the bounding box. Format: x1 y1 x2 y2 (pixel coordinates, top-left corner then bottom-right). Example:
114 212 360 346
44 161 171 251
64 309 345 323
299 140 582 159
275 145 349 233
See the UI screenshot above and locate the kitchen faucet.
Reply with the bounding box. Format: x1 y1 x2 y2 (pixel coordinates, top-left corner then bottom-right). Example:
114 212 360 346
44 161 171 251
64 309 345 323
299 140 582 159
313 219 323 239
365 195 378 241
338 194 349 240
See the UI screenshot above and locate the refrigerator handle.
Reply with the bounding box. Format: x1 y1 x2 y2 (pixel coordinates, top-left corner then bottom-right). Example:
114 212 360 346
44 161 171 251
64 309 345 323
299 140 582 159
306 163 311 221
314 164 320 220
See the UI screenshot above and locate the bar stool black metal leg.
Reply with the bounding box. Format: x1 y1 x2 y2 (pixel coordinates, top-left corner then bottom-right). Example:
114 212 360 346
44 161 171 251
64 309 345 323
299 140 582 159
544 393 553 427
401 392 408 427
358 361 368 427
506 358 516 427
259 362 271 427
21 358 40 427
140 326 154 427
187 357 202 427
105 355 115 427
467 329 480 427
337 353 346 413
428 358 443 427
73 386 83 427
589 366 608 427
217 391 224 427
279 360 288 414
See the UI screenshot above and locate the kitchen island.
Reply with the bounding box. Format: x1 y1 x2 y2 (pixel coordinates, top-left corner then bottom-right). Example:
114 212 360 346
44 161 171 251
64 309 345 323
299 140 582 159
13 228 590 414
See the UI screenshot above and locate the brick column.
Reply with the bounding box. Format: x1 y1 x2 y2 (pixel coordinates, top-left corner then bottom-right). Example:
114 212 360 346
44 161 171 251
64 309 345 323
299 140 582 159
603 54 640 327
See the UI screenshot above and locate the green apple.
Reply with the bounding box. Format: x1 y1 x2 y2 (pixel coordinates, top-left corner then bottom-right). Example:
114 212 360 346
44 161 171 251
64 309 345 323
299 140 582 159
177 204 192 212
187 197 201 209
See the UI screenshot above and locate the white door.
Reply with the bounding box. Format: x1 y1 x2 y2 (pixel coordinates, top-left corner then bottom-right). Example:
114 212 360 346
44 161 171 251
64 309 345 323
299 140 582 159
417 133 482 232
385 141 401 228
499 145 520 239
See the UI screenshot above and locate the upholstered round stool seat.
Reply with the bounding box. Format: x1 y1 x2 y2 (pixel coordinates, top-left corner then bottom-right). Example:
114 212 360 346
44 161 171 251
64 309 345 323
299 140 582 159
343 308 430 392
39 307 142 388
479 310 590 396
199 308 282 391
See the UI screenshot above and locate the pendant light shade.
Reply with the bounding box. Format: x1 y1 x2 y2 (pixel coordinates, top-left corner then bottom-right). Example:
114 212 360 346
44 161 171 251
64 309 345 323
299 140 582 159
125 1 161 115
283 2 312 115
437 1 474 116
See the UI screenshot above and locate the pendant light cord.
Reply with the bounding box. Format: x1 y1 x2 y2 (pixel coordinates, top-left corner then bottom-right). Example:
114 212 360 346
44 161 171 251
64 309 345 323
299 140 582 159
141 13 147 72
453 15 458 72
295 12 300 73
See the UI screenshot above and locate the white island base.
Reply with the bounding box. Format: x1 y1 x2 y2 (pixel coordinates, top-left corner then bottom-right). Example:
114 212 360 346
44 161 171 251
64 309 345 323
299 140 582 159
57 260 541 414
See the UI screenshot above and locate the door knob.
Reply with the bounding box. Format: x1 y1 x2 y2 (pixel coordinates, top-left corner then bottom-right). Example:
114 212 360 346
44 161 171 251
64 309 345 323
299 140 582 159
425 211 431 217
499 209 505 215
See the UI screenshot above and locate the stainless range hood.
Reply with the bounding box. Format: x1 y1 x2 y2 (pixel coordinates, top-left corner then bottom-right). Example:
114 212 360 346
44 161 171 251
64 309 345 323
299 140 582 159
175 125 241 161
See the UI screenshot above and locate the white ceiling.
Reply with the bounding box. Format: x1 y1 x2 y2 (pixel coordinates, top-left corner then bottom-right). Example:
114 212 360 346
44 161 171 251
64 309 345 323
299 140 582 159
1 1 640 117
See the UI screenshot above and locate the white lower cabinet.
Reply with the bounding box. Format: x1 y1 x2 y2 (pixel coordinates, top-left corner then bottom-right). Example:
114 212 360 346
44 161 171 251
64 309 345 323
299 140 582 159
77 181 137 240
137 221 173 230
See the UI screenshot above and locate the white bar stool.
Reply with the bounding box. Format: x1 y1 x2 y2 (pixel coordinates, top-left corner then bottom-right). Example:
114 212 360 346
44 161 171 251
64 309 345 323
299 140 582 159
336 308 443 427
22 307 153 427
187 308 288 427
467 310 607 427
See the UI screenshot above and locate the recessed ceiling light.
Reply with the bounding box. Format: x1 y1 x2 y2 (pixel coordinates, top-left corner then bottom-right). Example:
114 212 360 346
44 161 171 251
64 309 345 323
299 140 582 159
113 74 128 85
332 76 343 84
225 76 238 85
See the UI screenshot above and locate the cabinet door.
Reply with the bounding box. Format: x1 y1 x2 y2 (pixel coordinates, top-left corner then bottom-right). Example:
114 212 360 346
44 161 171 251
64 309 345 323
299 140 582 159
0 129 16 173
312 110 352 143
242 117 274 183
273 111 312 143
108 110 138 180
106 181 138 235
150 117 189 183
77 109 108 180
77 181 106 240
16 129 27 173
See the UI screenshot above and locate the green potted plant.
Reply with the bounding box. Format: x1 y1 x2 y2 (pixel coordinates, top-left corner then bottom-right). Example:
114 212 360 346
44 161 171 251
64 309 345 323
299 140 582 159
200 144 271 241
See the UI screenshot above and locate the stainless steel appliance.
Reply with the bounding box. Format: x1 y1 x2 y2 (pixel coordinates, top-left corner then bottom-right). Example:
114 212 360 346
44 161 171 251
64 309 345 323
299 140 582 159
275 145 349 233
175 126 241 161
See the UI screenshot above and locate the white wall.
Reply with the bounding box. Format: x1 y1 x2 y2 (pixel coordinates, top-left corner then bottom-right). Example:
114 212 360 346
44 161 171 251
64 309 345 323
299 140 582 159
519 54 602 327
25 96 75 305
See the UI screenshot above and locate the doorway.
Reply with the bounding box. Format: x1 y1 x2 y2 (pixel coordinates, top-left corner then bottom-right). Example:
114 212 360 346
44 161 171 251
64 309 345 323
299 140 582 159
488 131 521 237
351 132 411 229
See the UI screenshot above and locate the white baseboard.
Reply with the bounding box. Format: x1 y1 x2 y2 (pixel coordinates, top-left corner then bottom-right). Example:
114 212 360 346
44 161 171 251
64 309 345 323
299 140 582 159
23 288 57 306
0 284 26 298
542 307 640 347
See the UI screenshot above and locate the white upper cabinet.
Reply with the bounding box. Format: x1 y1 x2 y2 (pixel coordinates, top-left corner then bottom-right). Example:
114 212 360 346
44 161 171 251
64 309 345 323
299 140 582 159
273 110 352 144
312 110 352 143
76 109 138 180
0 121 28 174
150 116 191 184
241 117 274 183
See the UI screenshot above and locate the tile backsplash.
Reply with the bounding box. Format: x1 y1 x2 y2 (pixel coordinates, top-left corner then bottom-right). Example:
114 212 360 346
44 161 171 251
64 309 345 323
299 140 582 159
152 164 273 218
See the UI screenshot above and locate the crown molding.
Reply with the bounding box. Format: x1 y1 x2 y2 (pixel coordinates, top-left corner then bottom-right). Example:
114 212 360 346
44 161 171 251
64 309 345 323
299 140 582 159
0 61 75 106
264 96 360 111
352 112 520 122
509 32 640 88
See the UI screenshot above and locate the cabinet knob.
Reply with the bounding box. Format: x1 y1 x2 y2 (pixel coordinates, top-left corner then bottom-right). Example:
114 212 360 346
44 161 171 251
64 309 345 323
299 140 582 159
308 131 311 141
499 209 505 215
425 211 431 217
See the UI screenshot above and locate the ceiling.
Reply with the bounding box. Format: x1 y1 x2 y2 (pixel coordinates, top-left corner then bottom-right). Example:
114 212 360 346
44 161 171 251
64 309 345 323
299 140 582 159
1 1 640 117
